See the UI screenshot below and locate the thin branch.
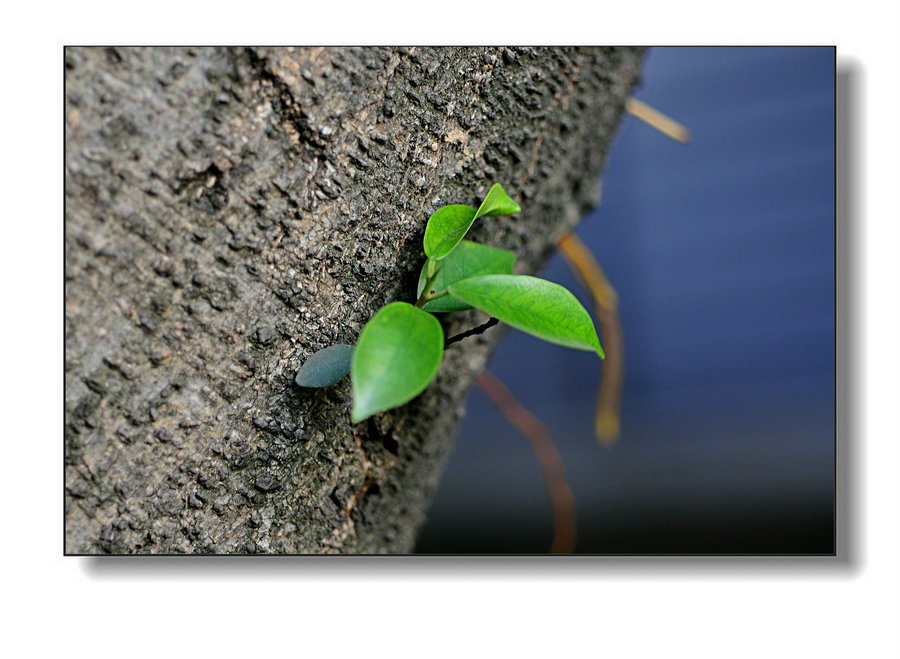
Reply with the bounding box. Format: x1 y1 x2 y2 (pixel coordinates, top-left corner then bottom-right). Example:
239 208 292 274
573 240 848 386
476 369 577 554
444 317 499 347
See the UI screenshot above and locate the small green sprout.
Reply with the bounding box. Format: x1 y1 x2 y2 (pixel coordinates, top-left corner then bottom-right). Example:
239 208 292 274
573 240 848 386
295 183 605 423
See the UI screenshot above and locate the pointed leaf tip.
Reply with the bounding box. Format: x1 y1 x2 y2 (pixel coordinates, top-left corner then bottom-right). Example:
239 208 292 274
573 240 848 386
474 183 521 219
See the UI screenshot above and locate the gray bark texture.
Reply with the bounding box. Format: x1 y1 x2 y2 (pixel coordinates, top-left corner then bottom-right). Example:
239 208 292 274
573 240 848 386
65 46 645 554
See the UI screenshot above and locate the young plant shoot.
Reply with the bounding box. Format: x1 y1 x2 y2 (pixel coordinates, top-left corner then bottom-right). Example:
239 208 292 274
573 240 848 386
295 183 605 423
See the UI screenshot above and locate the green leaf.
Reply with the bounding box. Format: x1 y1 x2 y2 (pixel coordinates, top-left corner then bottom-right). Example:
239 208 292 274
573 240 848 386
416 241 517 312
423 204 478 261
474 183 521 219
295 344 354 387
422 184 520 261
448 275 605 357
351 302 444 423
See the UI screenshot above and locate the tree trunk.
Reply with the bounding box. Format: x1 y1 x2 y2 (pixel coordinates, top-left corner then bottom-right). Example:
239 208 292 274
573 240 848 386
64 46 645 553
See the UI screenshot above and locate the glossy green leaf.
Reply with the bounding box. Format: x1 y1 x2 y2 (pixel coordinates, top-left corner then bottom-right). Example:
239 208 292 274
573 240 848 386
416 241 517 312
448 275 605 357
351 302 444 423
295 344 354 387
423 204 477 260
474 183 522 219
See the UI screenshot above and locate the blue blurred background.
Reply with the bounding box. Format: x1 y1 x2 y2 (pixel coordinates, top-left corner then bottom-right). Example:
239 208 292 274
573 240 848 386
416 46 835 554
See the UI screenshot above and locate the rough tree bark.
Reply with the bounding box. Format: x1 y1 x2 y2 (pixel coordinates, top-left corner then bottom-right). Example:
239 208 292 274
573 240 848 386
64 46 645 554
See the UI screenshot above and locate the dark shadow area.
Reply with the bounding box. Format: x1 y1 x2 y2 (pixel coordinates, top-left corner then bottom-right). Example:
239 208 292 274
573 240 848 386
418 500 834 554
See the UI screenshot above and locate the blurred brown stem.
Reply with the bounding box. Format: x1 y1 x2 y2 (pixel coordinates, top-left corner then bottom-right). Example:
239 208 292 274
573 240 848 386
476 369 577 554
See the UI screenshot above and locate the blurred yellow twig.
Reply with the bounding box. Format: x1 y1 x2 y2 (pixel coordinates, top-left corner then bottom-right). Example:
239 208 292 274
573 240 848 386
557 232 625 446
626 97 691 144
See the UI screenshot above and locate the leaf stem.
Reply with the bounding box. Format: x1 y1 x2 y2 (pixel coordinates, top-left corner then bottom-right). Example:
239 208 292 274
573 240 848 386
415 260 444 308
